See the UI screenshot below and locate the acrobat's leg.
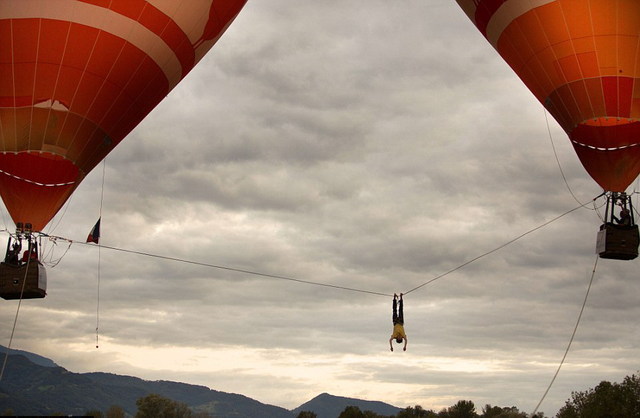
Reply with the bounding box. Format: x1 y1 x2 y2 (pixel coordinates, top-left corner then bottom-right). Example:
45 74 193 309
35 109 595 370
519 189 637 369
397 295 404 325
392 296 398 324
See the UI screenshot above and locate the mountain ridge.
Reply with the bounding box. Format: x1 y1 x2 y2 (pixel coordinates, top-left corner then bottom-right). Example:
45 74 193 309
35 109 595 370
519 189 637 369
0 344 58 368
293 392 402 418
0 348 402 417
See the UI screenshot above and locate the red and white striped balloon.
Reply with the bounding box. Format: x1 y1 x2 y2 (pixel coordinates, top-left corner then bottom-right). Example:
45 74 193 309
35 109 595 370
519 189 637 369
0 0 247 231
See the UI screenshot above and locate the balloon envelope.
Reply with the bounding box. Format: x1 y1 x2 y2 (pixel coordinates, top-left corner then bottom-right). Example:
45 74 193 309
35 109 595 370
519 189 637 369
0 0 247 231
456 0 640 192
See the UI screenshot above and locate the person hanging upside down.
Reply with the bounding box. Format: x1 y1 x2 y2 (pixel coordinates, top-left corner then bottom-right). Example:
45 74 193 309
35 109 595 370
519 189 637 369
389 293 407 352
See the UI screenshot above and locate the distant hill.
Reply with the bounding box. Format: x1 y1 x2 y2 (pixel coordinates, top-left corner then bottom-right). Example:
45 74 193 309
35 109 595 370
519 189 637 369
0 344 58 368
0 349 403 417
293 393 402 418
0 354 291 417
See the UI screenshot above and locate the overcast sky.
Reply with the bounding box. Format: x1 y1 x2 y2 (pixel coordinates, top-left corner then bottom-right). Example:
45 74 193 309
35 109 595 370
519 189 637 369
1 1 639 416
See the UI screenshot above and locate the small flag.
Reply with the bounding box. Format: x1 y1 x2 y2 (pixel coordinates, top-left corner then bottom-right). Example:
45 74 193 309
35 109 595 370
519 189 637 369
87 218 101 244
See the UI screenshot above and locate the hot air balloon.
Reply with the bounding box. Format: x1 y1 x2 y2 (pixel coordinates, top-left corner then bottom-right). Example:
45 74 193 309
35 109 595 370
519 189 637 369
0 0 247 299
456 0 640 259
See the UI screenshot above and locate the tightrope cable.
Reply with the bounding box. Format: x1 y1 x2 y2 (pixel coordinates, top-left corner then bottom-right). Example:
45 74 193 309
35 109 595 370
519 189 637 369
403 202 589 295
1 198 593 304
79 242 393 298
94 160 106 349
0 197 596 383
71 200 590 299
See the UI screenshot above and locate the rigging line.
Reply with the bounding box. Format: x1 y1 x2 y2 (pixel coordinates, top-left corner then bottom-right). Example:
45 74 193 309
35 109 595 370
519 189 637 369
632 203 640 220
531 255 599 416
42 238 73 268
593 194 605 222
96 243 101 349
543 108 588 208
99 159 106 217
78 241 392 298
44 192 75 236
403 202 588 296
96 159 106 349
592 191 609 223
0 253 34 383
41 222 72 265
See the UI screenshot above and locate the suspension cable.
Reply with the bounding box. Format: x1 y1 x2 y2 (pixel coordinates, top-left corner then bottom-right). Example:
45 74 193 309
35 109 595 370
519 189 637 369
403 201 589 295
531 256 599 415
0 198 600 383
36 199 591 299
0 195 595 304
79 241 393 297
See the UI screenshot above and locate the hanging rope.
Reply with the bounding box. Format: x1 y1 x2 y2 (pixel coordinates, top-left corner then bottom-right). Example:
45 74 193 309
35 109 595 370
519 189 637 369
531 255 599 416
95 159 106 349
0 247 34 383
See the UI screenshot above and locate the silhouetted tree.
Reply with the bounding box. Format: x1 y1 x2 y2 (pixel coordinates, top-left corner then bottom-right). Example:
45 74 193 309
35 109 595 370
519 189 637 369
556 373 640 418
443 400 477 418
297 411 318 418
135 393 192 418
481 405 502 418
397 405 437 417
85 409 104 418
336 405 391 417
339 406 365 418
106 405 126 418
481 404 528 418
364 412 387 418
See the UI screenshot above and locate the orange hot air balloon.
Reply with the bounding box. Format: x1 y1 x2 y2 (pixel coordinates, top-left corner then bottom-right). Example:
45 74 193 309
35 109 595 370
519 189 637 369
456 0 640 192
0 0 247 231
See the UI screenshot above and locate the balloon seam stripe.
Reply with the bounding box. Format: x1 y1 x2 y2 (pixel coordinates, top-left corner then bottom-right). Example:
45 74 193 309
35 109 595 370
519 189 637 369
570 140 640 151
0 169 75 187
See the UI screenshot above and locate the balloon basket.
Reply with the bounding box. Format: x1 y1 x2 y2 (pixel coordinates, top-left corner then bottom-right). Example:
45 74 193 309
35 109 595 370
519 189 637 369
0 261 47 300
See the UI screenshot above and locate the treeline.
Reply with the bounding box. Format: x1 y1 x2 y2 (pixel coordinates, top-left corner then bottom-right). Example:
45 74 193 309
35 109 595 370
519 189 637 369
318 372 640 418
300 402 538 418
555 372 640 418
3 372 638 418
